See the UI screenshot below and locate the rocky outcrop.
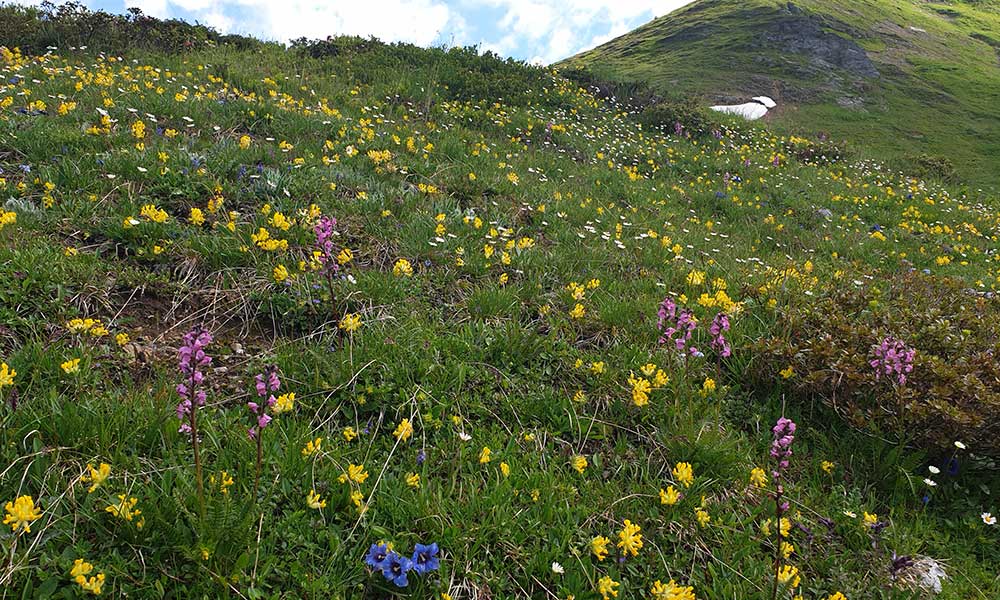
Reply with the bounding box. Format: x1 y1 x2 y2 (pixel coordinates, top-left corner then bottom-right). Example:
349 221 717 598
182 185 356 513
759 3 879 79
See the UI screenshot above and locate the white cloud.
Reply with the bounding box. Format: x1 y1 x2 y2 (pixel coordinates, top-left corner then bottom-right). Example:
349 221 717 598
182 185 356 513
124 0 454 46
469 0 696 63
13 0 697 63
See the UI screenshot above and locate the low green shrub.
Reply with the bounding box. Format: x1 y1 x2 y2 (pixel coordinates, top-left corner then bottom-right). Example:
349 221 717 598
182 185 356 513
751 271 1000 457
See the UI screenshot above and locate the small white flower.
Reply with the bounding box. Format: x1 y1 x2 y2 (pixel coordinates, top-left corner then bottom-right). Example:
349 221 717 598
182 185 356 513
458 432 472 442
551 562 564 574
843 510 857 518
954 441 967 450
923 478 937 487
983 513 996 526
928 466 940 474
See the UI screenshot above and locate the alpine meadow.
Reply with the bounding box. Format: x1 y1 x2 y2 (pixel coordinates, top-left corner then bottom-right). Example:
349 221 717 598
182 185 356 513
0 2 998 599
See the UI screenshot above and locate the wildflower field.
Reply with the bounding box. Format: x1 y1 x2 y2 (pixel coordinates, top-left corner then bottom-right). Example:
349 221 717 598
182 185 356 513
0 6 998 599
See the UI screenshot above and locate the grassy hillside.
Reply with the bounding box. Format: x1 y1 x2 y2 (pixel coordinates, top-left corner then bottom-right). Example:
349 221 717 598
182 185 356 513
557 0 1000 190
1 5 999 599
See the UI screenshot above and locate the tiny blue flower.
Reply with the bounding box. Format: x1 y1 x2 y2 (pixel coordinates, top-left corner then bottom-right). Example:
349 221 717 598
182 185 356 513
381 551 412 587
364 543 389 570
411 542 439 574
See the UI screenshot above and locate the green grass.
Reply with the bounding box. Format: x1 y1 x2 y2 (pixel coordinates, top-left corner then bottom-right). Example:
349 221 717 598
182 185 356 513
0 14 998 600
557 0 1000 190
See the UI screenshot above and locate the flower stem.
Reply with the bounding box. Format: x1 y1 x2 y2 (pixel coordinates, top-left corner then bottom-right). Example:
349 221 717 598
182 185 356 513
254 432 263 495
190 370 204 516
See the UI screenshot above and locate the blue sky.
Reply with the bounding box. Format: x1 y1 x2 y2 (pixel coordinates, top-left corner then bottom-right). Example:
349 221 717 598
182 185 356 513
20 0 696 64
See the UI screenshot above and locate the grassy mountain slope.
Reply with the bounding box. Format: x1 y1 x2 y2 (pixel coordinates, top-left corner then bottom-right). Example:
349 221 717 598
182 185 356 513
558 0 1000 189
1 4 999 599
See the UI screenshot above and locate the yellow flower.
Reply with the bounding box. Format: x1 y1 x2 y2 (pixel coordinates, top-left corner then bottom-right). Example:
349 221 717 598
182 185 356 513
139 203 168 223
393 258 413 277
571 455 588 474
500 462 510 478
590 535 609 561
821 460 835 474
597 575 619 600
342 427 358 442
695 507 711 527
105 494 142 528
616 519 643 557
393 418 413 441
779 366 795 379
629 374 652 406
3 495 42 533
659 485 680 505
339 313 362 333
61 358 81 374
189 207 205 226
273 264 289 283
777 564 800 588
71 559 105 595
650 579 696 600
212 471 234 494
750 467 768 488
272 392 295 414
115 333 130 346
0 362 15 387
825 593 847 600
569 303 585 319
781 541 794 559
238 134 251 149
479 446 492 464
863 512 878 528
337 248 353 265
672 462 694 488
302 437 323 457
344 464 369 484
81 463 111 493
406 473 420 488
686 270 706 286
306 489 327 509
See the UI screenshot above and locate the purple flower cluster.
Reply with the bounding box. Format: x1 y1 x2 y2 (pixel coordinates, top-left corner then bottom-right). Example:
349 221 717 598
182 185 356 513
365 542 439 587
176 328 212 436
870 336 916 386
770 417 796 510
248 366 280 439
709 312 731 358
313 215 340 276
657 296 699 355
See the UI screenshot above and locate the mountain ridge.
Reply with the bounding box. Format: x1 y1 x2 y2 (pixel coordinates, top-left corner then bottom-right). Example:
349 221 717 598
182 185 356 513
557 0 1000 188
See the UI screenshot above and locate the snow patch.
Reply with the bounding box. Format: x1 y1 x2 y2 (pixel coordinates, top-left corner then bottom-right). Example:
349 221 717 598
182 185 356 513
710 96 776 120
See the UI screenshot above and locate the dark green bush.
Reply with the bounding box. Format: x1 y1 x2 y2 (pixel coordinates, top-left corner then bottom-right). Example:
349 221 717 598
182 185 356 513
750 271 1000 457
0 1 263 55
637 98 723 136
905 153 958 183
292 37 562 107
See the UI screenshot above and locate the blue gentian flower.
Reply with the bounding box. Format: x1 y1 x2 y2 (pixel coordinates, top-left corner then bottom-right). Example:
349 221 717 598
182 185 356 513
381 551 412 587
411 542 439 574
364 543 389 570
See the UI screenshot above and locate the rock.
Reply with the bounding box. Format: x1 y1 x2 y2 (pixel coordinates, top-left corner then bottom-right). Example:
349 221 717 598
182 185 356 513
759 6 880 79
900 556 948 594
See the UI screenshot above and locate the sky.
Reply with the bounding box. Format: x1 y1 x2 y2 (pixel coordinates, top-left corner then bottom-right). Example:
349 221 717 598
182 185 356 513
16 0 697 64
